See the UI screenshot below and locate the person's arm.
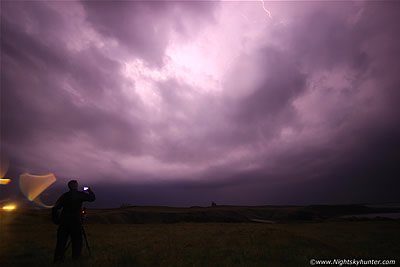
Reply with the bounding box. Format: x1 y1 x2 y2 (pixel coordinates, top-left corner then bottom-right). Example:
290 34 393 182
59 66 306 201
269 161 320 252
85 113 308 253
82 187 96 202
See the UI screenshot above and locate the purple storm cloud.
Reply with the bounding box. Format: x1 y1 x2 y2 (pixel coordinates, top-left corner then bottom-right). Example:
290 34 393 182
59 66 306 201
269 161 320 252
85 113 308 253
1 1 400 207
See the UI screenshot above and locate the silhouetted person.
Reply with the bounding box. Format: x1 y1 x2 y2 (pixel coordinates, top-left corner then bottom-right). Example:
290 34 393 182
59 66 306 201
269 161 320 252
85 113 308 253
52 180 95 263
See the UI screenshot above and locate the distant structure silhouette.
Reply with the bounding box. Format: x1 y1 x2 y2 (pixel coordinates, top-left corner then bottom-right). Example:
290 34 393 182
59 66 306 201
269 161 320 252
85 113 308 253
211 201 217 207
52 180 95 263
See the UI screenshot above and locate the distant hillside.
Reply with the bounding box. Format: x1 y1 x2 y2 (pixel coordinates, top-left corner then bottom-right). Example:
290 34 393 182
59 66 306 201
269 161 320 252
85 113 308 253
84 205 400 224
2 204 400 225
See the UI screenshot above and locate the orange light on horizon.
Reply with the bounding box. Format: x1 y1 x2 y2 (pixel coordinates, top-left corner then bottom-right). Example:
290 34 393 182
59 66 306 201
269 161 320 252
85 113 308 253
2 205 16 211
0 178 11 185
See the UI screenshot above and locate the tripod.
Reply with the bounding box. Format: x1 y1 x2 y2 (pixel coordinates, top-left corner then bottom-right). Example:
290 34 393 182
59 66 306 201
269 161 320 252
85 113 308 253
65 224 91 256
65 208 91 257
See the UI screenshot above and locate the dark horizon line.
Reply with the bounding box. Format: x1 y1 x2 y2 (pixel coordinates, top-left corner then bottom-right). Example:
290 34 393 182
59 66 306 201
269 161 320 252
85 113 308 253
13 201 400 210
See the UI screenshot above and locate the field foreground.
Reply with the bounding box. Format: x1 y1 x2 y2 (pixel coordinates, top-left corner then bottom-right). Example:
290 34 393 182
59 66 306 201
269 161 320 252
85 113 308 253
1 206 399 266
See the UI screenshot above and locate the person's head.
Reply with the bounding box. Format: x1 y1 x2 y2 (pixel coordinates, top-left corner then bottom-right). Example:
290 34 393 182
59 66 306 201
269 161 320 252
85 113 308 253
67 180 78 191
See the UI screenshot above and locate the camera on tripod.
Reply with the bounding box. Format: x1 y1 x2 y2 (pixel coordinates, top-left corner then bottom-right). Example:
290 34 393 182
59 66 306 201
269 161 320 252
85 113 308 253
81 207 86 216
80 207 87 223
65 207 91 256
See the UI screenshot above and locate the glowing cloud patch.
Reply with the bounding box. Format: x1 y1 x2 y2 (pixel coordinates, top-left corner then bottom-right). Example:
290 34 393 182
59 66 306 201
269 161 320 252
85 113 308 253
19 173 56 201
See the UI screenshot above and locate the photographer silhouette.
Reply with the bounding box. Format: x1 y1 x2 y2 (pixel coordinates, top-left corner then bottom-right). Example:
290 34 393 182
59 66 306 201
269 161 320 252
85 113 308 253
52 180 95 263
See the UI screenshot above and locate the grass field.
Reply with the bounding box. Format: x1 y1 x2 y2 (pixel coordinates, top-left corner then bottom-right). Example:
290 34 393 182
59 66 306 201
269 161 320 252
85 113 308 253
1 207 399 266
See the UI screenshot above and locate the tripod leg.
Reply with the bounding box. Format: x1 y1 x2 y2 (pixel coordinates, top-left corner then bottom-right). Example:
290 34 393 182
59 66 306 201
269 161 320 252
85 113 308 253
81 225 91 256
65 238 71 253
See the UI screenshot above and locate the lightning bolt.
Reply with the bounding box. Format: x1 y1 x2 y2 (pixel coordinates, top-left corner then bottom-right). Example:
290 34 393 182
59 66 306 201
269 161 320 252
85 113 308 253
260 0 272 19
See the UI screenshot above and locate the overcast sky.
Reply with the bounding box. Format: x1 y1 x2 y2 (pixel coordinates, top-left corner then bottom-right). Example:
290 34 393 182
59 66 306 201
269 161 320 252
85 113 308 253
1 0 400 207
